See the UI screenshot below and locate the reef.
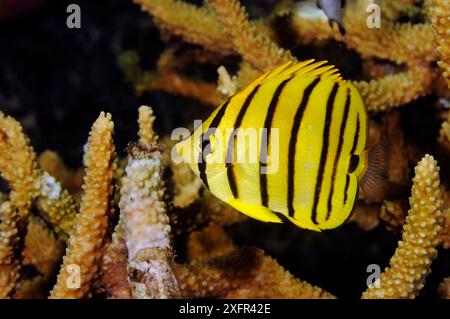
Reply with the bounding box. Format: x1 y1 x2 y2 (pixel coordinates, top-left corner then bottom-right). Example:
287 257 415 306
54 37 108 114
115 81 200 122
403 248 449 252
0 0 449 299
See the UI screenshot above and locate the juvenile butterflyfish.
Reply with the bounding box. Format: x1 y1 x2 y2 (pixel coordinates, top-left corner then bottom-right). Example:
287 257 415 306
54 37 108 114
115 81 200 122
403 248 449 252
317 0 346 35
289 0 346 35
175 60 386 231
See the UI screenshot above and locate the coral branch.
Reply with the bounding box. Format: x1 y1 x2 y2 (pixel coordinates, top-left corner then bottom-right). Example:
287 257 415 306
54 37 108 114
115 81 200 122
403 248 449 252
22 216 64 283
377 0 423 20
439 277 450 298
50 112 116 299
207 0 293 72
119 51 222 106
0 202 20 298
38 150 84 193
353 66 435 112
171 161 202 208
174 247 335 299
429 0 450 88
0 113 80 240
133 0 233 53
362 154 443 298
36 172 78 241
289 0 436 65
120 143 180 299
138 105 158 145
100 222 131 299
15 216 64 299
186 223 234 261
0 113 40 220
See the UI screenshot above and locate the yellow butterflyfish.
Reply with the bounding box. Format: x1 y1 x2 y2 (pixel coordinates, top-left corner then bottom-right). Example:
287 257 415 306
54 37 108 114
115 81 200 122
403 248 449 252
175 60 386 231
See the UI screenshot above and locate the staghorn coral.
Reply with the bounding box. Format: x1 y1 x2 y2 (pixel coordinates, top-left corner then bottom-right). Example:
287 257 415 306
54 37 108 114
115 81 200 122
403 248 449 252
171 161 203 208
99 221 132 299
0 113 78 240
174 246 336 299
15 216 64 299
380 200 409 232
35 172 78 241
439 277 450 298
186 223 235 261
138 105 158 145
133 0 232 54
119 142 180 299
377 0 424 20
348 203 380 231
127 0 447 113
429 0 450 88
362 155 443 299
0 113 40 221
352 65 435 112
290 0 436 65
0 202 20 298
38 150 84 194
0 105 448 299
119 50 223 106
0 0 449 301
206 0 293 72
50 112 116 299
439 186 450 249
22 216 64 278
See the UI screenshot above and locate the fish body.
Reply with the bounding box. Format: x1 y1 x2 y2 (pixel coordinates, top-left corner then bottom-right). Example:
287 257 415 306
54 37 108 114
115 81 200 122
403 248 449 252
176 60 377 231
317 0 346 34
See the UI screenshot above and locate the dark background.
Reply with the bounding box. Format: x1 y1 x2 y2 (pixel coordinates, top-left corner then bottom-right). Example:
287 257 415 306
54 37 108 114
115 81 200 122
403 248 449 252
0 0 448 298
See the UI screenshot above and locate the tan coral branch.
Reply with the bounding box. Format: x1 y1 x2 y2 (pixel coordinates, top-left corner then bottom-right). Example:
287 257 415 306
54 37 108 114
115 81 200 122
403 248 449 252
133 0 232 53
429 0 450 88
174 247 335 299
0 113 41 220
0 202 20 298
289 0 436 65
353 66 435 112
186 223 234 262
50 112 116 299
138 105 158 145
362 154 443 298
119 51 222 106
35 172 78 241
207 0 293 72
38 150 84 193
15 216 65 299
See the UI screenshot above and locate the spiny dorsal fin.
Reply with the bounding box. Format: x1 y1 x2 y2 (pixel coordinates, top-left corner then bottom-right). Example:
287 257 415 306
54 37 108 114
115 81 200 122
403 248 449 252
247 60 343 88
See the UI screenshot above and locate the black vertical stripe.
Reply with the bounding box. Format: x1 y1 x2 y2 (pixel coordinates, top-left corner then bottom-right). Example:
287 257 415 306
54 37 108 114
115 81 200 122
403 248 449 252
326 88 351 221
226 85 260 198
311 83 339 225
198 99 230 188
343 173 350 204
287 78 321 216
342 108 361 207
260 78 292 207
350 115 360 154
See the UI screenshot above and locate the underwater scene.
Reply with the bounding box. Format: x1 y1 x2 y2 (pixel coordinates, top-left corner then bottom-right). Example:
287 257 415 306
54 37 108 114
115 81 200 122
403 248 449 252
0 0 449 300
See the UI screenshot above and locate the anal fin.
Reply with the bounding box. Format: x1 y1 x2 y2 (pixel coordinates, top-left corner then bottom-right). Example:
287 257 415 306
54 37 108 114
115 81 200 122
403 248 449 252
227 199 282 224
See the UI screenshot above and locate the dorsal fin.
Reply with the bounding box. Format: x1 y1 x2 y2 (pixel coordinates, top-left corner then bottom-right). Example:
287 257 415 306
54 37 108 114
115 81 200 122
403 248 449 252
246 60 343 89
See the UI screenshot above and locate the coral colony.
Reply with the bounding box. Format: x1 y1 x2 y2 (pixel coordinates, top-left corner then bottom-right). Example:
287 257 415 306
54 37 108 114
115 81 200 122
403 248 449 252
0 0 449 299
